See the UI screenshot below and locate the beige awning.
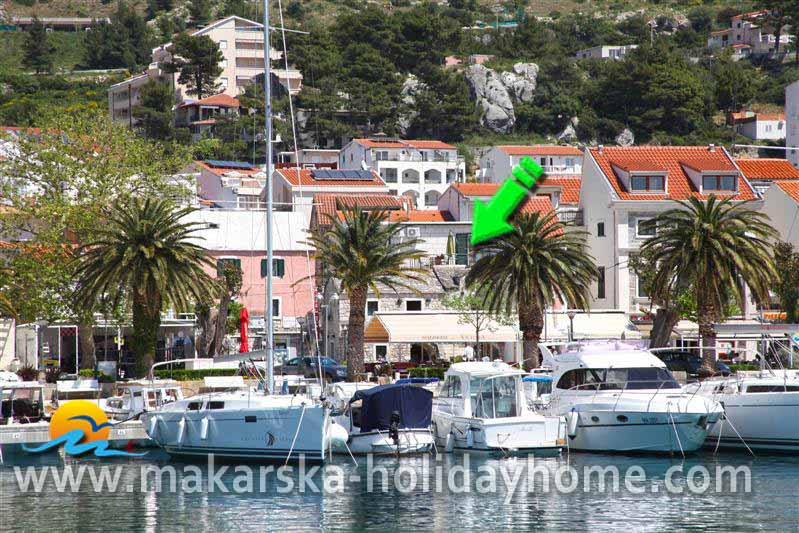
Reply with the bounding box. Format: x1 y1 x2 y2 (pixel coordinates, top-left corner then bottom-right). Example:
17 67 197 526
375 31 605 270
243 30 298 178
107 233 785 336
364 312 519 344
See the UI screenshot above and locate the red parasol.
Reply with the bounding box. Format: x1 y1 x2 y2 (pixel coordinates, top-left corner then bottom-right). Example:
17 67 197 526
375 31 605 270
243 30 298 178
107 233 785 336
239 307 250 353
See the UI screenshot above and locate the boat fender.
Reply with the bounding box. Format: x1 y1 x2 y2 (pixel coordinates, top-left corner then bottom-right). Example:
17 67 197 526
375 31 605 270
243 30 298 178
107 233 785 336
466 426 475 448
327 422 349 451
445 431 455 453
176 416 186 445
200 416 209 440
567 410 579 439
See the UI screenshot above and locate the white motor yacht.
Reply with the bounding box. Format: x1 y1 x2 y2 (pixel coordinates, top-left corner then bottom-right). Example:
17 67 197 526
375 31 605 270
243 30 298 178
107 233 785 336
0 381 51 461
432 361 566 455
100 380 183 421
327 382 435 455
544 342 722 453
686 369 799 452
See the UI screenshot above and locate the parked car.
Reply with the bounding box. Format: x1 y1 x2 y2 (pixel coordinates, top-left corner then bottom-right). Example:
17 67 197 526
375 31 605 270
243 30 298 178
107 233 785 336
276 356 347 382
657 350 731 377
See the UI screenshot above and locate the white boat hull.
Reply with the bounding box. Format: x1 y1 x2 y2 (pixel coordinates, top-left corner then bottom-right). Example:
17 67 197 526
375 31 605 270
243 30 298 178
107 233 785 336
142 403 329 462
334 428 435 455
564 409 715 453
432 414 565 456
707 393 799 452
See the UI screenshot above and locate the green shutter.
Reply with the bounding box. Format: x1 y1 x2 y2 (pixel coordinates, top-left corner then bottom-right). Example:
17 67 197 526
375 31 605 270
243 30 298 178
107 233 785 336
261 258 285 278
455 233 469 266
261 258 268 278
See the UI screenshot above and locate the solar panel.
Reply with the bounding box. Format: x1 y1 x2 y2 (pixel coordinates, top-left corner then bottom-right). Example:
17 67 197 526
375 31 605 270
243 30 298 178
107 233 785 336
204 159 253 170
310 169 375 181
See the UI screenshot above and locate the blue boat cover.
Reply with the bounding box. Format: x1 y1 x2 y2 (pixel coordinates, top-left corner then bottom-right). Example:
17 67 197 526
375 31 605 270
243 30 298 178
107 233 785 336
522 375 553 382
351 384 433 432
394 377 440 385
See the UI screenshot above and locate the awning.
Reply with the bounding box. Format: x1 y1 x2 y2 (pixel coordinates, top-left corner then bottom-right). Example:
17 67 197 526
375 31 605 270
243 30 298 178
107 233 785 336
364 312 519 344
544 311 642 341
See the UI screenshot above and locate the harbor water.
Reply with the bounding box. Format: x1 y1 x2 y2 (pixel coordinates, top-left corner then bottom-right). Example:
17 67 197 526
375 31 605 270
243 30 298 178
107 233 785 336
2 450 798 531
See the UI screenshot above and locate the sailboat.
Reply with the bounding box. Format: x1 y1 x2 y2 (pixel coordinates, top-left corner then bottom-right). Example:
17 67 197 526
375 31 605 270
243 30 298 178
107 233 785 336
140 1 347 462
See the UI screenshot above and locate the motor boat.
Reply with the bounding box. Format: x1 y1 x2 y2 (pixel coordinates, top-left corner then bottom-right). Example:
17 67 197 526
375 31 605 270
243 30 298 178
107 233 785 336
432 361 566 455
328 382 435 455
543 342 723 453
0 381 51 462
140 388 348 462
522 372 553 411
100 380 183 421
686 369 799 452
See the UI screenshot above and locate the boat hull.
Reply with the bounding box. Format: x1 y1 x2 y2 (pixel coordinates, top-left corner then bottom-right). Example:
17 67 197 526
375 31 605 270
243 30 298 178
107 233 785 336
141 404 329 462
335 428 435 455
432 413 565 456
706 392 799 452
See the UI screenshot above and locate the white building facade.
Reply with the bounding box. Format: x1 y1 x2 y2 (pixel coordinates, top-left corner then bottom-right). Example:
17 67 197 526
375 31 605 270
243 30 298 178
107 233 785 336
478 145 582 183
574 45 638 60
338 138 465 210
734 113 785 141
787 81 799 169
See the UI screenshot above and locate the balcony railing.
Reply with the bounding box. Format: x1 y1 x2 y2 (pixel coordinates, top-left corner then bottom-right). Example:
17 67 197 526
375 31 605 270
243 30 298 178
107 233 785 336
376 154 463 164
541 165 581 174
559 209 583 226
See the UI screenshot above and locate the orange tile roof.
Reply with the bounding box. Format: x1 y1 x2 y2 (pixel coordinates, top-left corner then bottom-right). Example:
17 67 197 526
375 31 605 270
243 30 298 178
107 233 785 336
180 93 240 108
352 138 456 150
610 159 667 172
589 146 756 201
539 175 581 204
516 195 556 216
776 181 799 202
497 145 582 156
194 160 262 177
679 157 737 172
734 113 784 123
313 193 409 225
736 158 799 181
386 210 454 222
451 183 500 196
276 168 386 188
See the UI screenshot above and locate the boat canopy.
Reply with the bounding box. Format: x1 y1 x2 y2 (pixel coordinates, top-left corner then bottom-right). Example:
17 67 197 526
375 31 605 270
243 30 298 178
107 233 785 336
394 377 439 385
522 375 553 382
350 383 433 432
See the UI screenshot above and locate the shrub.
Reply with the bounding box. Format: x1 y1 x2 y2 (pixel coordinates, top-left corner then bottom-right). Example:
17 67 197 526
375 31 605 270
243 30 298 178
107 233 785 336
153 368 238 381
408 367 446 380
44 367 61 384
728 363 760 373
16 365 38 381
78 368 116 383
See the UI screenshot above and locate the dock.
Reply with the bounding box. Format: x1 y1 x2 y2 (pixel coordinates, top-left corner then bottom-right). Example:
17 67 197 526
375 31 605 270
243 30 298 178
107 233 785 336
0 420 150 447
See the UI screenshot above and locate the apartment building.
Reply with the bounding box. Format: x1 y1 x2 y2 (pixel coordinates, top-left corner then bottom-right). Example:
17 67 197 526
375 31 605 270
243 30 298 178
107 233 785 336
184 160 266 209
478 145 582 182
108 16 302 125
338 137 465 209
708 10 792 57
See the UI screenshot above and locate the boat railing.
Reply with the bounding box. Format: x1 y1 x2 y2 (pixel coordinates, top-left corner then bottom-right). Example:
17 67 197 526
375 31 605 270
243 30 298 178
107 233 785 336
553 379 685 414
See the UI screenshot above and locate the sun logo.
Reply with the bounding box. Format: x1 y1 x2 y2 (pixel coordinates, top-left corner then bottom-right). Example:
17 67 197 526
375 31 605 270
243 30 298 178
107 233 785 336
24 400 144 457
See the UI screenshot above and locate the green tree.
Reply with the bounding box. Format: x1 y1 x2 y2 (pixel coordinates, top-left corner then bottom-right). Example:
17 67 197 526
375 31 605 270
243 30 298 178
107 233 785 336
84 5 154 69
303 208 425 379
189 0 214 26
775 242 799 323
442 291 513 359
22 18 55 74
0 110 191 370
73 199 216 377
147 0 174 19
133 81 175 140
641 196 778 377
466 212 596 368
166 33 223 99
711 53 759 121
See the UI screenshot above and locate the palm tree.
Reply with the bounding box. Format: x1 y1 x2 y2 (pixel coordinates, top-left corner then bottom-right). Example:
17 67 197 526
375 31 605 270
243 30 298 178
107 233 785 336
304 208 425 380
466 211 596 368
73 198 216 377
641 195 777 376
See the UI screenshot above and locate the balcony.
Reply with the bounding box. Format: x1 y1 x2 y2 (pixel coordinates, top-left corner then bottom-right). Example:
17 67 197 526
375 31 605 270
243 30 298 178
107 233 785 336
376 153 463 164
541 165 580 174
559 209 583 226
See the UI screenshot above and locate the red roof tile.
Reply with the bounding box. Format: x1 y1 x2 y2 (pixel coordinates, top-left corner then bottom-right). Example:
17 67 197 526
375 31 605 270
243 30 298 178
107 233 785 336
736 158 799 181
497 145 582 156
451 183 500 196
180 93 240 108
276 168 386 188
589 146 756 201
679 157 737 172
610 159 667 172
352 138 456 150
539 175 581 204
313 193 409 225
776 181 799 202
516 195 556 216
733 113 784 123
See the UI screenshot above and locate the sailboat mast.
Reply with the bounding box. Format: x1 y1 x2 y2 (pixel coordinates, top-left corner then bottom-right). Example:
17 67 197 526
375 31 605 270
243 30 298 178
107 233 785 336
263 0 275 394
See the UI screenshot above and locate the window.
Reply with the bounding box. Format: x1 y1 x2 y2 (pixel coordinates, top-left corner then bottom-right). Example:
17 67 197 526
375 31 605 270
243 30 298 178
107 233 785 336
187 402 202 411
382 168 398 183
374 344 388 359
702 175 736 192
637 274 649 298
376 151 389 161
597 267 606 300
565 157 575 167
556 368 679 391
237 194 261 209
219 40 228 50
217 257 241 276
271 297 281 317
208 401 225 410
261 258 285 278
455 233 469 266
636 219 656 237
440 376 462 398
597 222 605 237
405 299 422 312
630 175 665 192
220 59 228 68
366 300 379 316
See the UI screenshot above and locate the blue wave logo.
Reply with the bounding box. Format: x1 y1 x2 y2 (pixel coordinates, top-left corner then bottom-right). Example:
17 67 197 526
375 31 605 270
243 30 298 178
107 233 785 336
24 400 145 457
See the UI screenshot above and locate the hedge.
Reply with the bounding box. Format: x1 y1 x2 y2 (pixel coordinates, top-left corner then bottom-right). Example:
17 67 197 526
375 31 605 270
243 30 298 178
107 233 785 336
728 363 760 373
153 369 238 381
408 367 446 380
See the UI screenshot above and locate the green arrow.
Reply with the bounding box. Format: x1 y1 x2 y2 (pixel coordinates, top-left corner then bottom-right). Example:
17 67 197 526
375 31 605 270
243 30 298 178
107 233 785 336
470 156 544 246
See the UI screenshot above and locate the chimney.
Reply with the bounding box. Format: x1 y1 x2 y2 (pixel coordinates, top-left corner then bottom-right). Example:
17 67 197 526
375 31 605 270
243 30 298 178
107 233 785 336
708 144 716 152
597 144 604 154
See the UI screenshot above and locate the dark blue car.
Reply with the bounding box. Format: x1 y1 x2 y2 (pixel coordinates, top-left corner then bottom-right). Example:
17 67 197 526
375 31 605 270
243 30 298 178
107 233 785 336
277 356 348 382
657 350 731 377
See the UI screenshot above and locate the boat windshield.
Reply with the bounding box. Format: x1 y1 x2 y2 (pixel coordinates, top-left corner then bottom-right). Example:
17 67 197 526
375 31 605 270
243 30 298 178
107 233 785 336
556 367 680 390
470 376 519 419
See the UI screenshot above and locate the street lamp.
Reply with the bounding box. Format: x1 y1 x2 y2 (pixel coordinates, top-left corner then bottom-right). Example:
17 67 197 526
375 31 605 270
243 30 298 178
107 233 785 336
566 311 576 342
